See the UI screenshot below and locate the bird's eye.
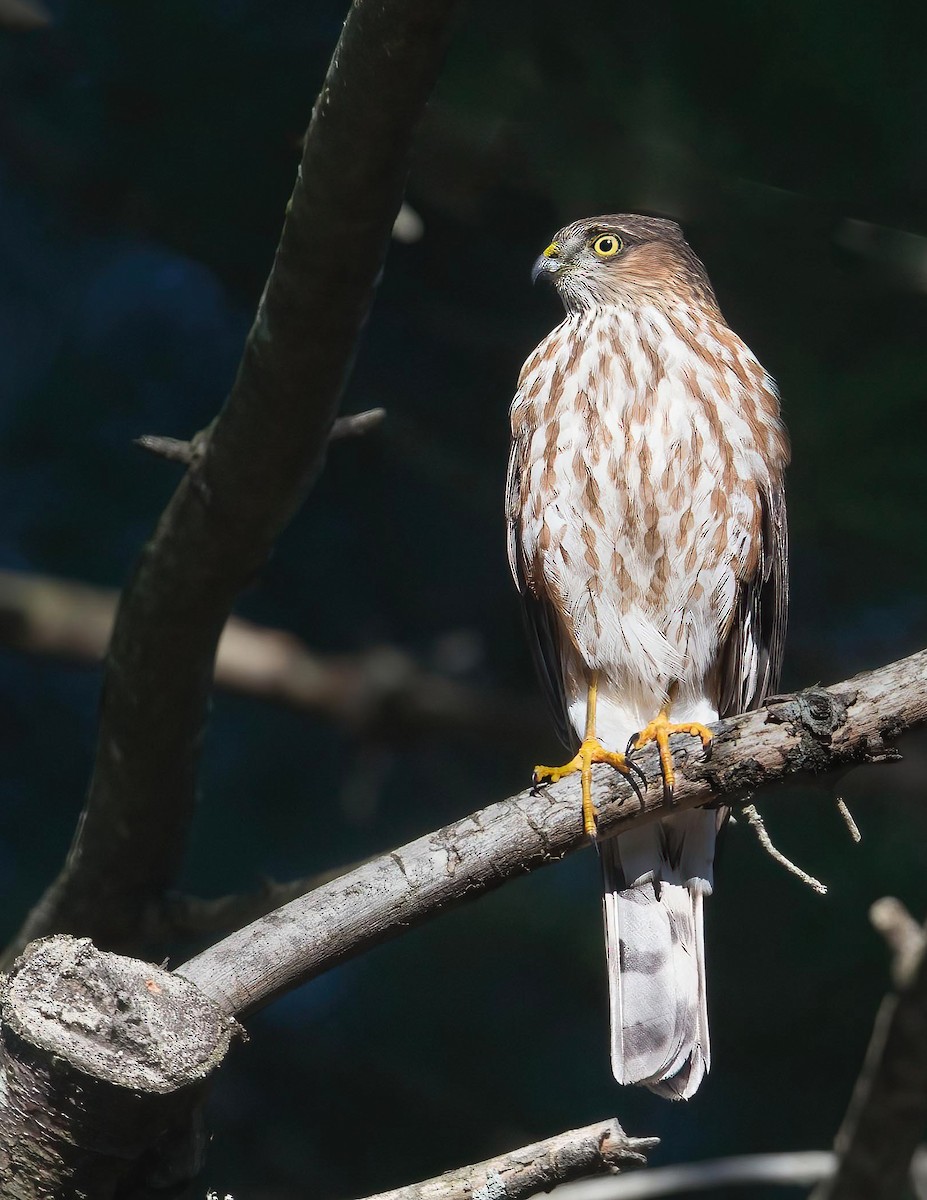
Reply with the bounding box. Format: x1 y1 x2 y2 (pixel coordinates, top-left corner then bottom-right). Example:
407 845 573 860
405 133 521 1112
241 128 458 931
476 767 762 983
591 234 623 258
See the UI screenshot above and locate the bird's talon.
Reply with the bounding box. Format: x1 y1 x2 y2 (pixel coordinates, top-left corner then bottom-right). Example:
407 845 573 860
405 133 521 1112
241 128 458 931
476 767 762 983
624 769 645 808
533 733 642 837
626 757 648 787
631 713 713 802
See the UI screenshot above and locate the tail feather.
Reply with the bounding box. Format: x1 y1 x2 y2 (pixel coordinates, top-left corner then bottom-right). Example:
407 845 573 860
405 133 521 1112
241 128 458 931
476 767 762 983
601 813 714 1100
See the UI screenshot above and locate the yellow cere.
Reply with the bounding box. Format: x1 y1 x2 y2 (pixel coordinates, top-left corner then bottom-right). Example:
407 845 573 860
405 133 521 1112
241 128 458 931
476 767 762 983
542 242 559 258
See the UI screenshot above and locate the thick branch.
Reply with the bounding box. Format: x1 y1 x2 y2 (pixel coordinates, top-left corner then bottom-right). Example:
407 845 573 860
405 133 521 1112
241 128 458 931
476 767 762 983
361 1120 657 1200
4 0 460 962
0 937 233 1199
812 899 927 1200
178 648 927 1017
148 861 364 942
0 568 544 742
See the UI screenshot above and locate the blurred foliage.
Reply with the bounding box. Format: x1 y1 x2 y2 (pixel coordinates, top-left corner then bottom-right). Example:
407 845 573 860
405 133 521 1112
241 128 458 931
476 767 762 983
1 1 927 1197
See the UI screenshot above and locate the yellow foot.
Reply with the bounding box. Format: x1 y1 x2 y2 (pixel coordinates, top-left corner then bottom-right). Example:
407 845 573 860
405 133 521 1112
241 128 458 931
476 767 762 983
627 714 713 802
534 737 644 839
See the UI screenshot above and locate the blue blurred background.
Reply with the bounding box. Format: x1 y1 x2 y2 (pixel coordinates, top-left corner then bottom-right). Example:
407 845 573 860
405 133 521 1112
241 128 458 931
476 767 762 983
1 1 927 1196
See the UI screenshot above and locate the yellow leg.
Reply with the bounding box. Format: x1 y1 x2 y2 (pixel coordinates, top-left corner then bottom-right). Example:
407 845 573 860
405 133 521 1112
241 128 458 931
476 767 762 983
533 673 640 838
628 705 713 801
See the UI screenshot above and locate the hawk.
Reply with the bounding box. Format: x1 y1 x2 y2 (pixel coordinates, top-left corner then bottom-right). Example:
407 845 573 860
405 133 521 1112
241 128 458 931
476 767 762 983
506 215 789 1099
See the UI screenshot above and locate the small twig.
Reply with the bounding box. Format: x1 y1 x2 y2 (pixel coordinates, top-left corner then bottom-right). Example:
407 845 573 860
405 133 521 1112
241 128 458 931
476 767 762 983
136 407 386 467
330 406 386 440
741 803 827 895
392 202 423 243
835 796 862 843
549 1151 836 1198
135 434 195 465
359 1120 657 1200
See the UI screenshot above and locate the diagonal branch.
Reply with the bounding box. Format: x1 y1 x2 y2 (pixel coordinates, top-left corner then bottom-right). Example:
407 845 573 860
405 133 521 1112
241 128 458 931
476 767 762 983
148 861 366 943
2 0 461 965
177 648 927 1017
0 568 544 742
360 1120 657 1200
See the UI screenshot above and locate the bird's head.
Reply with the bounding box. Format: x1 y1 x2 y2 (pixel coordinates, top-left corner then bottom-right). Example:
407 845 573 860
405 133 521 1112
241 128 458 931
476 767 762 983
532 214 719 315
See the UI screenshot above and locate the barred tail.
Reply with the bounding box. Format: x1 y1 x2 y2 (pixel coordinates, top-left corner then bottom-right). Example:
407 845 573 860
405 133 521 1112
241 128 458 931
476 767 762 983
600 816 712 1100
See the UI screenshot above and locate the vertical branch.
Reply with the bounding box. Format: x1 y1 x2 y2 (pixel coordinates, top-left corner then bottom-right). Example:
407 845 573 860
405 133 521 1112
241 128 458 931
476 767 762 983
2 0 461 967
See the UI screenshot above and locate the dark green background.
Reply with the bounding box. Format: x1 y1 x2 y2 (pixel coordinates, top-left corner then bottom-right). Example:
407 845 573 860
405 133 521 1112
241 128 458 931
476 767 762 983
1 2 926 1196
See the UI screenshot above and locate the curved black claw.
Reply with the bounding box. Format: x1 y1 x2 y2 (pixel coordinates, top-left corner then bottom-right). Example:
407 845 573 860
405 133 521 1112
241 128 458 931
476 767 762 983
662 778 674 806
625 732 641 759
624 756 648 790
624 770 644 807
703 738 714 763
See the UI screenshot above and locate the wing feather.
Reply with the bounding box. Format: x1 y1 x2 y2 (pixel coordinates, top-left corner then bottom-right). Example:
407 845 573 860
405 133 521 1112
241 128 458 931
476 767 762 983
505 421 572 747
713 482 788 718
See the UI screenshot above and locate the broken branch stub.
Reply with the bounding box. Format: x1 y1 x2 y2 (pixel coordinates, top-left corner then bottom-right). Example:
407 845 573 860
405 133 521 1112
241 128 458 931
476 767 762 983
0 936 235 1198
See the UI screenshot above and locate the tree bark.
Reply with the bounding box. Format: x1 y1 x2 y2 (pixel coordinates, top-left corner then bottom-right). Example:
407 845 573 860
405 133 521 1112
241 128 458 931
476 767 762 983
178 650 926 1017
361 1120 658 1200
0 937 234 1199
2 649 923 1194
3 0 461 965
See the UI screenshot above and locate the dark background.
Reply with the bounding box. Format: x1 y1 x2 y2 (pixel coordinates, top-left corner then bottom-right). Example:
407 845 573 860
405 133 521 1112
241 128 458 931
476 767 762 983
2 2 927 1197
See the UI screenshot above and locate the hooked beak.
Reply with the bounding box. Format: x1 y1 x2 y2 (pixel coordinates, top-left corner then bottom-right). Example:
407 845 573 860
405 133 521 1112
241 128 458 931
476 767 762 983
531 242 561 284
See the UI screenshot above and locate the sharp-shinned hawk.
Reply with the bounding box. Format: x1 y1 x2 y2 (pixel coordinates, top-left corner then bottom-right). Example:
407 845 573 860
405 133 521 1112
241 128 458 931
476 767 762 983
506 214 789 1099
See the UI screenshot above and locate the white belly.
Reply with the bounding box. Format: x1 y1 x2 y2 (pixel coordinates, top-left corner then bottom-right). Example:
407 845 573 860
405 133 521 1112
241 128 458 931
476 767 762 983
514 303 776 741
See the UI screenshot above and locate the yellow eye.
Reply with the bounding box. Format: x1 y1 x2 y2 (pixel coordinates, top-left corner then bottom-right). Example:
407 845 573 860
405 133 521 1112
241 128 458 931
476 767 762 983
592 234 623 258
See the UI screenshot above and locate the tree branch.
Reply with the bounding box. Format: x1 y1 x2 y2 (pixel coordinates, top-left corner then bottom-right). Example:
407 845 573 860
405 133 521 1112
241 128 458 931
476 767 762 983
361 1120 657 1200
740 802 827 894
0 936 234 1198
329 406 388 442
134 406 386 466
134 434 199 466
0 0 50 30
176 649 927 1017
870 896 925 987
4 648 922 1190
547 1151 836 1198
2 0 461 964
148 861 364 943
0 568 544 742
812 898 927 1200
